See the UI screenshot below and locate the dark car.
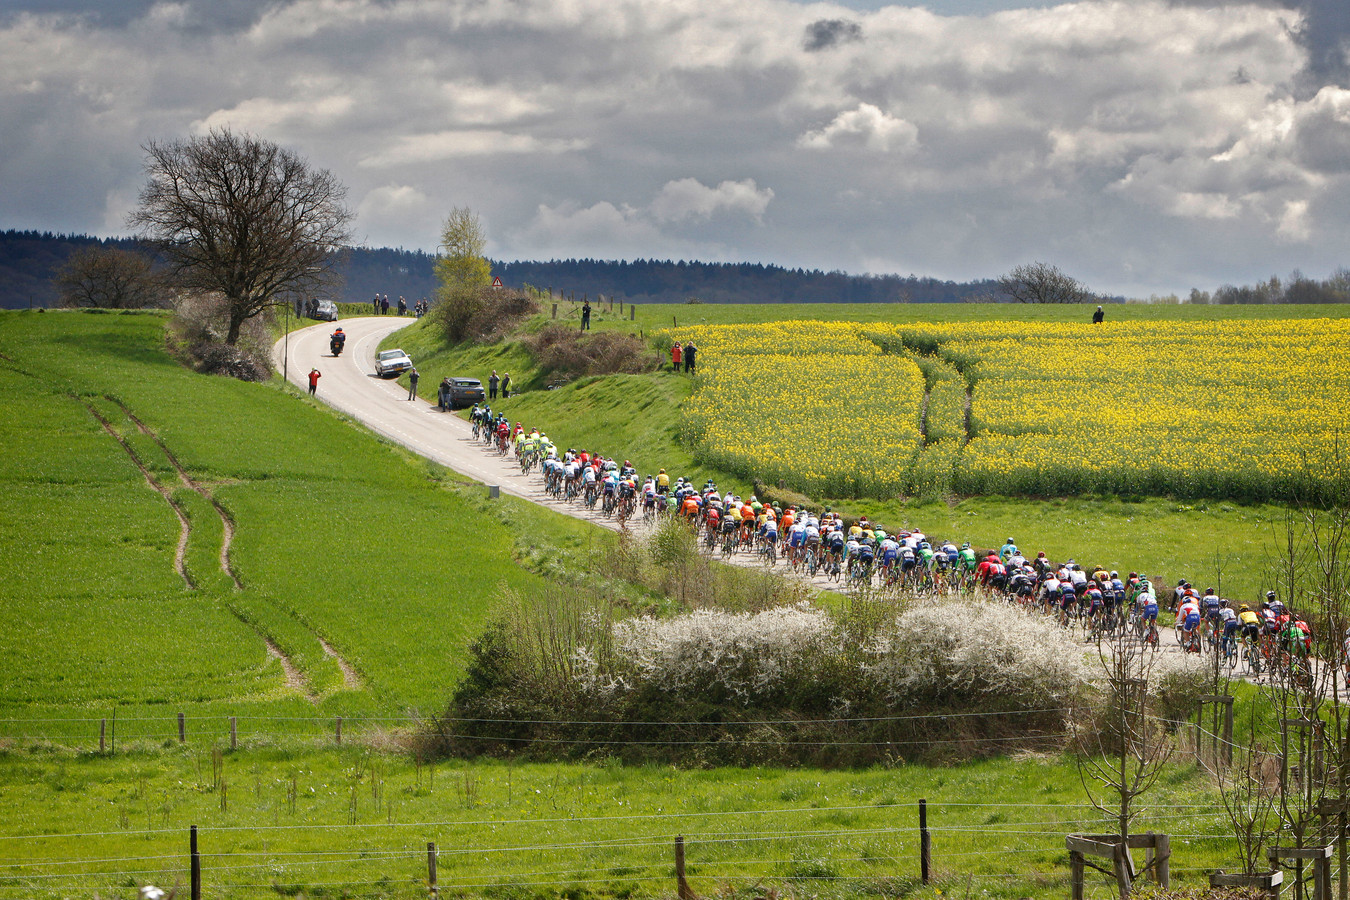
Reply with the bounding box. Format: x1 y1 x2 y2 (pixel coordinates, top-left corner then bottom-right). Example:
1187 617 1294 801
441 377 486 410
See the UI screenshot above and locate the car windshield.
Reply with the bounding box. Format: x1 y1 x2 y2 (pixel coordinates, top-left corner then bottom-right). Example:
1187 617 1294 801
378 350 405 360
455 380 482 387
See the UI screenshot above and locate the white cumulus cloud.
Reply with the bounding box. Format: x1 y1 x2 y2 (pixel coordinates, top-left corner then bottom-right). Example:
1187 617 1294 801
798 103 919 153
650 178 774 223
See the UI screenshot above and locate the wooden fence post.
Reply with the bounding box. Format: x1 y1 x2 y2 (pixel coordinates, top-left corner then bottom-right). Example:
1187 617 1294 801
551 304 557 319
1070 850 1085 900
919 798 931 884
675 835 694 900
427 842 438 898
230 717 237 751
178 712 186 744
99 718 106 753
190 825 201 900
336 716 343 745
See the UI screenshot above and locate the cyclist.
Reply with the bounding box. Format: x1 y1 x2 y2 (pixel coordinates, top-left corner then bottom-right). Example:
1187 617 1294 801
1008 565 1037 605
999 537 1018 561
802 517 822 565
1039 570 1063 612
759 514 779 553
1201 588 1223 644
1082 582 1105 629
1178 593 1202 652
1137 585 1159 648
1266 591 1287 618
825 526 846 570
958 542 978 577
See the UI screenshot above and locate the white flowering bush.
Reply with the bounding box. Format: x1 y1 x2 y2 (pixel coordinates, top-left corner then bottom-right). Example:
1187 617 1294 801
607 603 835 704
865 599 1091 707
446 596 1114 764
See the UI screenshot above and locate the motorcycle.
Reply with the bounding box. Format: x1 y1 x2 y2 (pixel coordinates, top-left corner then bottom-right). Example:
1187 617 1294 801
330 335 345 357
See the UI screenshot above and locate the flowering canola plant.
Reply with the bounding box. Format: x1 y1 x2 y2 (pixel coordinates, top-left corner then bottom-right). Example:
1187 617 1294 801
893 319 1350 501
664 324 924 497
665 318 1350 503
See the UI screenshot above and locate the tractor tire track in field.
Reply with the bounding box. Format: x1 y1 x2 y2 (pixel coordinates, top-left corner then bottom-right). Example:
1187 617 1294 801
112 401 243 590
266 638 318 702
84 403 195 590
320 638 364 690
95 399 326 702
112 402 363 699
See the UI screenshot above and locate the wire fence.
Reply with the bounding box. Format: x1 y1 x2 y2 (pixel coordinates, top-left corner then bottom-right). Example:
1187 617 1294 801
0 795 1248 900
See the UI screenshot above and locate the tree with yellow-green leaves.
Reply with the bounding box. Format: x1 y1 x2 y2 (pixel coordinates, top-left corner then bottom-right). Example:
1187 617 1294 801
433 208 494 342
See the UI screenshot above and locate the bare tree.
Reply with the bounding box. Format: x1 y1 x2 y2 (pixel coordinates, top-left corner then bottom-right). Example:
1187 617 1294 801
1072 627 1172 899
998 261 1093 304
55 245 168 309
128 129 352 345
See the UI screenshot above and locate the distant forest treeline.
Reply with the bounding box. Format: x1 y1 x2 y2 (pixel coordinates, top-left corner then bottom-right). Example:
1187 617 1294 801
2 229 1347 308
0 230 998 308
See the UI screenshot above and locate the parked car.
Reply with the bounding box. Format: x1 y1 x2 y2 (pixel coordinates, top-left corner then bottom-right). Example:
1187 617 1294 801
442 377 486 410
311 299 339 321
375 348 413 378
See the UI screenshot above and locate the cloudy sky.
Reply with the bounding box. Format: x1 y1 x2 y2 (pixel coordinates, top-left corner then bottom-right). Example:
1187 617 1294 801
1 0 1347 297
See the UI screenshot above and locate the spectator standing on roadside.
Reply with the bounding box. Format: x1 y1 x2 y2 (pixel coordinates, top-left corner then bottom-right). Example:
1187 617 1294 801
671 341 682 372
438 377 452 410
381 294 390 315
1092 305 1104 324
307 367 321 395
407 367 419 400
397 296 407 316
502 372 512 398
372 294 380 314
684 341 697 374
488 370 500 400
581 300 591 331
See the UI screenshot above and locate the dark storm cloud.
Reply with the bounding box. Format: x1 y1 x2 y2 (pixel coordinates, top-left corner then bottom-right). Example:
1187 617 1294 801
803 19 862 52
2 0 270 31
1292 0 1350 92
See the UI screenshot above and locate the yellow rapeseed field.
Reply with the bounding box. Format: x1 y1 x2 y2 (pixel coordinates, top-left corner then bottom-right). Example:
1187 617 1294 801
663 318 1350 502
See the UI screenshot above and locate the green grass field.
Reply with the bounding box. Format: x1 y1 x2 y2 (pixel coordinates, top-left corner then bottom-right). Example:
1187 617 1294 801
0 745 1235 900
0 309 579 740
0 305 1310 899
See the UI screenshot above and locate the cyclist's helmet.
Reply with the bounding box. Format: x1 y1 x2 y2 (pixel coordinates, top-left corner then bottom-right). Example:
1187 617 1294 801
1007 537 1015 544
1111 571 1119 578
961 541 970 549
1267 591 1277 599
1205 587 1215 595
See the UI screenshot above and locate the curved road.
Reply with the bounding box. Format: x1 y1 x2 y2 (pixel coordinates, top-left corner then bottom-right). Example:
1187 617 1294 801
273 317 1264 678
276 315 557 501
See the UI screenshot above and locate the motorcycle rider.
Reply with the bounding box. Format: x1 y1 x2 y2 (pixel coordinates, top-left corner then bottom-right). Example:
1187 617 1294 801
330 327 346 356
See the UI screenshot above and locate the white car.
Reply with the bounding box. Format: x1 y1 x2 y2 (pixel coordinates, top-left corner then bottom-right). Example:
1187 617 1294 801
375 348 413 378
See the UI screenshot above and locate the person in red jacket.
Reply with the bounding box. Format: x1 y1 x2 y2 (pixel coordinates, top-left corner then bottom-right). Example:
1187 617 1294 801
307 367 321 395
671 341 682 371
